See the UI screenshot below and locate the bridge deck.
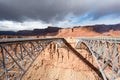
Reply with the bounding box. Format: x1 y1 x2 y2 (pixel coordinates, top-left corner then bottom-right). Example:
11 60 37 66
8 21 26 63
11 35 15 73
1 37 120 44
0 38 63 44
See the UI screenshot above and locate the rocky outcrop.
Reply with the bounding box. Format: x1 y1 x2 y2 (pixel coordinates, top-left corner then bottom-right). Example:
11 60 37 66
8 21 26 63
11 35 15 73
56 24 120 37
32 26 62 35
22 38 102 80
74 24 120 33
0 26 62 36
0 31 16 35
102 30 120 37
0 24 120 36
91 24 120 33
57 27 101 37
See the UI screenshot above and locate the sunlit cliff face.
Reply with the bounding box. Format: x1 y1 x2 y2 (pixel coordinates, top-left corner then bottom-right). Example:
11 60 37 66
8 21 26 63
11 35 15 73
22 40 102 80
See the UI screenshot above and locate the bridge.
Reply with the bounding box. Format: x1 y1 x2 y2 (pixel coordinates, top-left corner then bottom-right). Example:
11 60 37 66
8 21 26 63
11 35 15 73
0 37 120 80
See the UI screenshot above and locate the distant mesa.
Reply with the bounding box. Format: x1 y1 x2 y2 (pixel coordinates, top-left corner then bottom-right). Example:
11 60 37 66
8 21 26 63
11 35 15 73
0 24 120 36
0 26 62 36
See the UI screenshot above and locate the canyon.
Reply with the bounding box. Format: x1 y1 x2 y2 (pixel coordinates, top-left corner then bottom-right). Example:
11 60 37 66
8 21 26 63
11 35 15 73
0 24 120 80
22 38 102 80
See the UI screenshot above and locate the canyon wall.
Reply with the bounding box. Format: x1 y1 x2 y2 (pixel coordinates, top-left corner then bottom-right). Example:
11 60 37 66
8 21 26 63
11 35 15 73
57 27 101 37
1 24 120 37
22 38 102 80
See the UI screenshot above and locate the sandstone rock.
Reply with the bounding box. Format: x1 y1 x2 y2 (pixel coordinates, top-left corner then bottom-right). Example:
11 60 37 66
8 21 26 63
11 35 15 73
22 40 102 80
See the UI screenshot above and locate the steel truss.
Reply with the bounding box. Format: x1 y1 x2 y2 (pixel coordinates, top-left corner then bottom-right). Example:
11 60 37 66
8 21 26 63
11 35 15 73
76 37 120 80
0 38 62 80
0 37 120 80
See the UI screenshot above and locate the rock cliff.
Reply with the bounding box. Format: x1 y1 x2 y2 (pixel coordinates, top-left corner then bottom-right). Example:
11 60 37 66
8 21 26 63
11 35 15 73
22 38 102 80
0 24 120 37
57 27 101 37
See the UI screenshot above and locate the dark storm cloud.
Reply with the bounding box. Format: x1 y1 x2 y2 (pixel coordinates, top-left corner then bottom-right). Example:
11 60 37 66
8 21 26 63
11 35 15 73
0 0 92 22
89 0 120 20
0 3 20 21
0 0 120 22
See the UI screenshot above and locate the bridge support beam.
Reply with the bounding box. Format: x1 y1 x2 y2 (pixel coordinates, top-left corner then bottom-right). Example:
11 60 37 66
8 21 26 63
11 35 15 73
76 38 120 80
0 39 53 80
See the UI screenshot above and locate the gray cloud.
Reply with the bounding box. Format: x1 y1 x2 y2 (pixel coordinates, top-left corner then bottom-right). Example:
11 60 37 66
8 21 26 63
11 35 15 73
0 0 120 23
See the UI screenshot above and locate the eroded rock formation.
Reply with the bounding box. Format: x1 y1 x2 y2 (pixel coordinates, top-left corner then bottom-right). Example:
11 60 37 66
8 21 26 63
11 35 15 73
57 27 101 37
22 39 102 80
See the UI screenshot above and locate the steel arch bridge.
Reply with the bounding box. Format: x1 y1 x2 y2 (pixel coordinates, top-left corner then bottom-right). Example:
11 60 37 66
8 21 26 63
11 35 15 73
0 37 120 80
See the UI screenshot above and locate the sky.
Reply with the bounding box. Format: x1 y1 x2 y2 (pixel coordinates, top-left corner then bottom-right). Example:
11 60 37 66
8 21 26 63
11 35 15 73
0 0 120 31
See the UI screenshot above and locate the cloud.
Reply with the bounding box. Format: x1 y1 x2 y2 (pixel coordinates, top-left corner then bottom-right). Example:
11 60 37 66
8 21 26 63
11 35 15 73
0 0 101 22
1 0 120 22
0 20 52 31
1 13 120 31
0 0 120 31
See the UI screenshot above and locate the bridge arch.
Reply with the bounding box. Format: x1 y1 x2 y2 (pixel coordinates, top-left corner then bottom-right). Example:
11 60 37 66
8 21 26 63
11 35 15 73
76 38 120 80
76 40 107 80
